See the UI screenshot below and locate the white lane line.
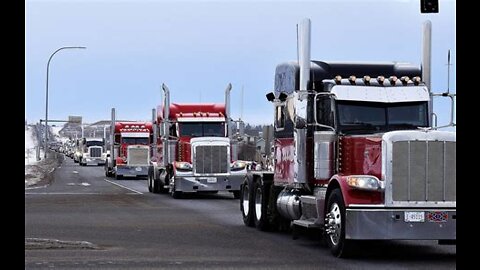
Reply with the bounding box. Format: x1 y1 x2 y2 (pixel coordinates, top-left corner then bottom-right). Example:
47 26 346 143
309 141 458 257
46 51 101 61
104 179 143 194
25 185 49 190
25 192 141 195
25 193 103 195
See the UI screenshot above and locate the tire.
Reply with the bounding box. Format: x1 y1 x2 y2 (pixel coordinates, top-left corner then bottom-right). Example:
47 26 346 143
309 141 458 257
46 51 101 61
253 179 270 231
115 172 122 180
147 167 153 193
232 190 240 199
240 177 255 227
325 189 353 258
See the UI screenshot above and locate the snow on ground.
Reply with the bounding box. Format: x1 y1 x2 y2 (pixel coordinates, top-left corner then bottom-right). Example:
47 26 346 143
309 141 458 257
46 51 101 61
25 126 41 165
25 125 63 188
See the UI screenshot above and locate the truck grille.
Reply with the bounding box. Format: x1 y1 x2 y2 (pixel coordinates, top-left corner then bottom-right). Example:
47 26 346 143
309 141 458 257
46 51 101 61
128 147 149 165
89 147 102 158
391 140 456 202
194 145 228 174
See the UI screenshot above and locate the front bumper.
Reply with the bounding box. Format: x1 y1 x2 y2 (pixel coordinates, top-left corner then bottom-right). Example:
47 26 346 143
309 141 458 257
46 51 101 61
83 158 106 165
116 165 149 177
173 170 246 192
345 208 456 240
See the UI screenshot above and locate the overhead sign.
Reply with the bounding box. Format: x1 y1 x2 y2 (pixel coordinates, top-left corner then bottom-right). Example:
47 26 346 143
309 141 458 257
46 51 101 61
68 116 82 124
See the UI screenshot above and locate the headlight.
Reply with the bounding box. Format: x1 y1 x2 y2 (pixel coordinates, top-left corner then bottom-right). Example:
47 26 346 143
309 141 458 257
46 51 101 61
175 162 192 171
346 175 384 191
231 160 246 171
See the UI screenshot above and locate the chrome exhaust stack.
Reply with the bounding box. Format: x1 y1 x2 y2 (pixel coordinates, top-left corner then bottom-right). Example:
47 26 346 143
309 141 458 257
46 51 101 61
162 83 170 167
293 18 311 184
225 83 232 139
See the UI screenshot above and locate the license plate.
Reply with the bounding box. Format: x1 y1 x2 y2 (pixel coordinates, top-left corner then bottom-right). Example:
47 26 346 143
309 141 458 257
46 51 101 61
404 211 425 222
206 177 217 183
135 167 142 172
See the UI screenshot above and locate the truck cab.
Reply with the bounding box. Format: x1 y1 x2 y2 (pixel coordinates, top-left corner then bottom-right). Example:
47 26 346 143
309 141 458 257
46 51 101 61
105 120 153 179
77 137 106 166
240 18 456 258
148 84 247 199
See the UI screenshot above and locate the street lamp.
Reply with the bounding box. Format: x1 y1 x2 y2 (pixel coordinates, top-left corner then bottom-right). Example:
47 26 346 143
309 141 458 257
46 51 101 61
44 46 86 159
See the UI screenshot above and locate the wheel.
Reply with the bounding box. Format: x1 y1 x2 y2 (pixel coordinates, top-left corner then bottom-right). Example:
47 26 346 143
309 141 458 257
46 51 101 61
105 164 112 177
253 179 270 231
147 167 153 192
325 189 353 258
232 190 240 199
240 176 255 227
115 172 122 180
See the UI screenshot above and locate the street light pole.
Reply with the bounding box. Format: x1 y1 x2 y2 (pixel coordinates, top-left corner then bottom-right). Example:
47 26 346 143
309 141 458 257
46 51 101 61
44 46 86 159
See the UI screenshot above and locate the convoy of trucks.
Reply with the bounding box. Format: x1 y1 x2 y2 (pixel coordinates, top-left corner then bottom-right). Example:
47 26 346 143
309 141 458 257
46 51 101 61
238 18 456 257
48 15 455 259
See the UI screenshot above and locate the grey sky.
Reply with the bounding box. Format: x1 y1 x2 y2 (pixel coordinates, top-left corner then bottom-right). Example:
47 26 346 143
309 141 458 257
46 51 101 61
25 0 455 127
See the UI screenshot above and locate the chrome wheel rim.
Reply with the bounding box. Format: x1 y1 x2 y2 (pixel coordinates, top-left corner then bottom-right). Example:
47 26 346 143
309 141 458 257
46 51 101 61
255 187 262 221
327 202 342 246
242 185 249 216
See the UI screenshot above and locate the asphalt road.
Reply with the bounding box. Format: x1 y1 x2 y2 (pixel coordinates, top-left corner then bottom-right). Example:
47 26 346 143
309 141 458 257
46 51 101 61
25 156 456 269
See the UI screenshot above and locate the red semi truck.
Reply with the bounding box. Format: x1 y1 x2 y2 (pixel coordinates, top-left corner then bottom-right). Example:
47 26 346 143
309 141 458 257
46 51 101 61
239 19 456 257
105 111 153 179
147 83 247 199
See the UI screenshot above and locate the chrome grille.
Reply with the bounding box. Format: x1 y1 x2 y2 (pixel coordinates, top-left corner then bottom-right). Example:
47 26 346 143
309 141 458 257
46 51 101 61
89 147 102 158
194 145 228 174
128 147 149 165
391 140 456 202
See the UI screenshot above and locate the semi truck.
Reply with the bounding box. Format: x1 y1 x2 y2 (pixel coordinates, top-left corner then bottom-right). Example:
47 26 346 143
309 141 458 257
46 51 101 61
239 18 456 257
76 137 106 166
105 111 153 179
147 83 247 199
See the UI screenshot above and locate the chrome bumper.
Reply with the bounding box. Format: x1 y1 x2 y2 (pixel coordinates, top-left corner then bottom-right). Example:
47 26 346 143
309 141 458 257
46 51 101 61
174 170 246 192
116 165 149 177
345 208 456 240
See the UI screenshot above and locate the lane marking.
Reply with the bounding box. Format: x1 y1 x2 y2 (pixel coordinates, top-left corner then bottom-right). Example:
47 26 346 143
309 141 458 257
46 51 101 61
26 192 103 195
72 171 79 174
104 179 143 194
25 185 49 190
25 192 141 195
80 182 91 186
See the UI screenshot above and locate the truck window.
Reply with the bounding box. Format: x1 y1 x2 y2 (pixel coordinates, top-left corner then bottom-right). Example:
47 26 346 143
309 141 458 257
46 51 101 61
178 122 225 137
336 101 428 134
86 141 104 147
122 137 149 145
315 95 333 128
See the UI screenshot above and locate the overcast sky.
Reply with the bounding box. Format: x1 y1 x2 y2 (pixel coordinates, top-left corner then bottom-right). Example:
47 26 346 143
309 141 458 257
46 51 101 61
25 0 455 128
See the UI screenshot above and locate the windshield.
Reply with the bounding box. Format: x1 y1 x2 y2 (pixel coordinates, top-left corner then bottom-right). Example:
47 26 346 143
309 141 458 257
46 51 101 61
179 122 225 137
86 141 103 147
122 137 149 145
336 101 428 134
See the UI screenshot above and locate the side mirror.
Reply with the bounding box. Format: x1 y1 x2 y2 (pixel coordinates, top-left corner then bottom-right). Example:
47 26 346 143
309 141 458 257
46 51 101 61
266 92 275 102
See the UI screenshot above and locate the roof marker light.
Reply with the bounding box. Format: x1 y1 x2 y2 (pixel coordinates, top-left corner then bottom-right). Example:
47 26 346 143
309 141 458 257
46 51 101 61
363 76 371 84
349 75 356 84
389 76 398 85
334 75 342 84
377 76 385 85
400 76 410 85
413 76 421 85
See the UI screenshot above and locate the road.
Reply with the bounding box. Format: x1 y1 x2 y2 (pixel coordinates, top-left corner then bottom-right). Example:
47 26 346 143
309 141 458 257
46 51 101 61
25 156 456 269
